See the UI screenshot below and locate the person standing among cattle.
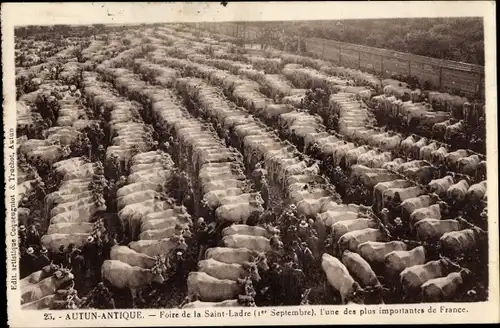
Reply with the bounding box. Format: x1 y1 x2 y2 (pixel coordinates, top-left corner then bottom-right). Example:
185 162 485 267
92 282 116 309
26 224 41 247
38 247 51 269
21 247 38 278
53 245 66 266
260 175 270 210
19 225 27 251
82 236 99 281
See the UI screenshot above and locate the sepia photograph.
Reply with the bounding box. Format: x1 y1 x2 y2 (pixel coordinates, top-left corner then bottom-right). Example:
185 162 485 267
3 2 498 327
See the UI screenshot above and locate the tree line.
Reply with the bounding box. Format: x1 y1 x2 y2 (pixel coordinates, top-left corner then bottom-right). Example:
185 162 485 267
251 18 484 66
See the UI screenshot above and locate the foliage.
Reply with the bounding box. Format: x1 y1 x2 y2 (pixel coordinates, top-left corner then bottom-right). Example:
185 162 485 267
252 18 484 65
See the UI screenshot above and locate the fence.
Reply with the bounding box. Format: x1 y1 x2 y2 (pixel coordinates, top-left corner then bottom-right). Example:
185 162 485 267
190 22 485 98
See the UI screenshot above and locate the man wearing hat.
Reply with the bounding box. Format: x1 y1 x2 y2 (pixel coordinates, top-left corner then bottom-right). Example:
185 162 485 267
22 247 38 278
53 245 66 266
18 225 27 252
195 218 208 262
83 236 98 280
94 282 116 309
26 224 40 246
38 247 51 269
259 175 269 210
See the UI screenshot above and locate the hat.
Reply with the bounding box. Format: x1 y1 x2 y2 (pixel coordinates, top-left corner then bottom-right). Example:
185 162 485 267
197 217 205 225
87 236 95 243
299 220 308 228
26 247 34 255
394 217 402 226
40 247 48 254
176 251 183 256
19 225 26 232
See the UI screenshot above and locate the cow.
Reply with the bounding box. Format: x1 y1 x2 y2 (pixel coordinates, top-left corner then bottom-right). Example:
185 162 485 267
139 222 192 240
409 202 450 228
373 180 413 212
316 210 361 238
21 268 74 305
101 257 167 307
337 227 390 255
414 219 461 242
341 250 381 289
20 263 60 289
141 214 192 232
391 186 427 206
110 245 158 269
21 294 57 310
400 257 462 299
403 165 439 184
475 160 487 181
215 199 265 224
382 158 405 171
444 120 465 141
367 152 393 169
332 219 379 244
186 272 248 302
396 160 428 173
116 190 166 211
439 227 488 256
445 149 469 170
420 269 473 302
419 142 440 162
41 233 91 252
466 180 487 203
46 222 94 235
400 136 417 156
222 234 282 254
430 117 449 135
128 235 188 257
446 179 471 203
204 247 269 271
384 246 426 279
222 224 279 239
202 188 244 209
321 253 364 304
427 175 454 198
431 147 448 165
297 196 339 217
198 258 261 282
398 194 439 221
410 138 428 160
458 155 481 176
182 298 253 308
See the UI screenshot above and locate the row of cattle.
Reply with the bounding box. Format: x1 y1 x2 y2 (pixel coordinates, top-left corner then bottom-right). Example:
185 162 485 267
18 43 111 309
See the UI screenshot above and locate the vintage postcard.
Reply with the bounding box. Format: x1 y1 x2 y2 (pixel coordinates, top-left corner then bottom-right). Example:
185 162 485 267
3 2 498 327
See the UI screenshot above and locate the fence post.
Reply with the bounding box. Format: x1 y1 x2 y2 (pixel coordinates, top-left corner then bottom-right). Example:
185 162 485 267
339 47 342 66
321 41 325 60
408 60 412 77
381 56 384 76
358 51 361 69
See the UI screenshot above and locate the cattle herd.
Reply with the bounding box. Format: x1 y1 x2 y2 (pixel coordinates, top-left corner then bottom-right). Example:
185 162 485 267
15 24 488 311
